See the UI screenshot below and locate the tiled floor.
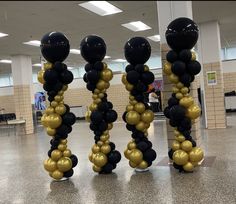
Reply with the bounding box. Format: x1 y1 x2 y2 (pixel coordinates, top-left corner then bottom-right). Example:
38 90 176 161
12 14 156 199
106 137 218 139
0 114 236 204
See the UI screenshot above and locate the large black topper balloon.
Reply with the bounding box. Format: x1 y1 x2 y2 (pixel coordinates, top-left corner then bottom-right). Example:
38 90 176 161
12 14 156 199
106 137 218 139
40 31 70 63
124 37 151 65
165 17 199 51
80 35 106 63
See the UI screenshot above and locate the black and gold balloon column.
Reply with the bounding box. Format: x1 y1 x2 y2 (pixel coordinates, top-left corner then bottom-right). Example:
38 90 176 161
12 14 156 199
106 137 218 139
38 32 78 180
80 35 121 174
122 37 157 170
163 17 204 172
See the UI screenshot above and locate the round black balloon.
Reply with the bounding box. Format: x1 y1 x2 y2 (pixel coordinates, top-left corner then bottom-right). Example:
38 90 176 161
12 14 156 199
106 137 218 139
64 104 70 113
90 122 98 131
163 107 171 118
62 112 76 126
135 64 145 73
180 118 192 131
190 139 196 147
125 64 134 73
85 63 93 72
98 102 109 112
107 101 113 109
86 82 96 91
108 150 121 164
171 61 186 76
179 73 192 86
166 50 178 63
43 69 58 84
94 61 104 71
168 149 174 160
143 149 156 162
98 120 108 132
83 73 88 83
165 17 199 51
102 163 113 173
70 154 78 168
141 71 155 85
168 96 179 107
90 111 103 124
126 124 135 131
124 37 151 65
54 62 67 73
86 70 100 83
41 31 70 63
48 149 53 157
186 60 201 75
169 105 186 121
105 110 118 123
126 70 140 85
80 35 106 63
109 142 116 151
63 169 74 178
179 49 192 62
56 124 70 136
53 82 63 92
60 70 73 84
169 119 178 127
55 133 68 140
136 141 149 152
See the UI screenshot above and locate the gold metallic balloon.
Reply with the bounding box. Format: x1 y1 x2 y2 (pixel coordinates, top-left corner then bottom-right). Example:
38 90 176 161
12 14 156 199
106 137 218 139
176 92 183 100
58 90 64 96
93 165 102 173
103 62 108 69
37 70 45 84
44 158 57 172
54 95 64 102
62 85 68 91
186 105 201 120
191 161 199 167
60 139 67 145
189 147 204 162
55 104 66 115
134 103 145 113
175 134 185 142
51 101 59 108
92 144 100 154
168 73 179 83
105 140 110 145
163 62 172 75
44 62 53 70
174 129 180 136
141 110 154 123
89 103 98 111
127 141 136 150
121 74 128 85
176 82 184 89
129 95 135 100
89 152 94 162
138 160 148 169
58 144 67 151
144 65 149 72
94 98 102 104
46 127 56 136
130 100 138 106
181 140 193 152
100 134 109 142
180 87 189 94
145 123 150 129
126 111 140 125
47 113 62 129
52 170 63 180
101 144 111 154
135 121 146 132
124 149 131 159
101 69 113 82
173 150 189 166
63 149 72 157
45 106 55 115
41 114 48 127
179 96 194 108
129 161 138 168
191 51 197 60
96 80 106 90
92 94 98 100
125 83 134 91
98 93 104 98
51 150 63 161
126 105 134 112
85 111 91 122
183 162 194 172
93 152 107 167
97 141 104 147
129 149 143 164
172 140 180 151
107 123 113 130
172 86 179 93
104 82 110 89
57 157 72 172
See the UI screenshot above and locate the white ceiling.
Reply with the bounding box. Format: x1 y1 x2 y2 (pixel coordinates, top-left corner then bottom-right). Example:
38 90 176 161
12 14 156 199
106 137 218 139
0 1 236 74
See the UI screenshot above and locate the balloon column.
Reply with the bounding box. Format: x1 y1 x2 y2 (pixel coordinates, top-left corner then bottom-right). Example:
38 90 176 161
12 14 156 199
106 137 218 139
38 32 78 180
163 17 204 172
122 37 157 170
80 35 121 174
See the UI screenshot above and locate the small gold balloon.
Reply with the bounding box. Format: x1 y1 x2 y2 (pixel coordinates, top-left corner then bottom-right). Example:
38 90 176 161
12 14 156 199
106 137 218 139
129 161 138 168
191 161 199 167
85 111 91 122
172 140 180 151
57 157 72 172
191 51 197 60
181 140 193 152
179 96 194 108
54 95 64 102
101 144 111 154
104 82 110 89
93 152 107 167
58 90 64 96
129 149 143 164
130 100 138 106
51 101 58 108
55 104 66 115
175 134 185 142
41 114 48 127
89 103 98 111
98 93 104 98
172 86 179 93
168 73 179 83
126 111 140 125
129 95 135 100
44 62 53 70
180 87 189 94
45 106 55 115
189 147 204 162
94 98 102 104
51 150 63 161
92 94 98 100
60 139 67 145
107 123 113 130
101 69 113 82
89 152 94 162
163 62 172 75
134 103 145 113
94 89 100 94
135 121 146 132
58 144 67 151
173 150 189 166
37 70 45 84
93 165 102 173
144 65 149 71
176 92 183 100
62 85 68 91
176 82 184 89
174 129 180 136
46 127 56 136
47 113 62 129
92 144 100 154
103 62 108 69
63 149 72 157
121 74 128 85
183 162 194 172
126 105 134 112
138 160 148 169
96 80 106 90
105 140 110 145
124 149 131 159
97 141 104 147
44 158 57 172
186 104 201 120
127 142 136 150
51 170 63 180
141 110 154 123
100 134 109 142
125 83 134 91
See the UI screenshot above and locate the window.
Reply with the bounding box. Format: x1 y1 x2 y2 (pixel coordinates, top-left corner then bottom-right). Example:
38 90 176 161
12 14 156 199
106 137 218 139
0 74 12 87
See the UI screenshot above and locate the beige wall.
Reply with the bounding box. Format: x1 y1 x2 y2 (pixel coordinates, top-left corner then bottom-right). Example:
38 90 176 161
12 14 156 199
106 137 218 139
0 95 15 113
223 72 236 93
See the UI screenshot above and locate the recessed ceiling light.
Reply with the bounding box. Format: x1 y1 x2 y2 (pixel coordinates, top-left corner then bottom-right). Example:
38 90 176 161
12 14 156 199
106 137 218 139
105 56 111 59
70 49 81 54
68 67 74 70
122 21 151 32
23 40 41 47
147 35 160 42
112 59 126 62
0 32 8 38
0 59 12 64
33 63 42 67
79 1 122 16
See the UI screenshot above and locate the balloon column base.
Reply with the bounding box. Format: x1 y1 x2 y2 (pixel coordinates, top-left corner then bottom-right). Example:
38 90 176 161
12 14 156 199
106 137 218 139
135 167 149 173
52 177 69 182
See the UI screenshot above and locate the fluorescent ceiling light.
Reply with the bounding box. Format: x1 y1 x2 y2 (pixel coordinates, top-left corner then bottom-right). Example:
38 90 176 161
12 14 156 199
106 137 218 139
0 59 12 64
23 40 41 47
105 56 111 59
79 1 122 16
147 35 160 42
0 32 8 38
68 67 74 70
33 63 42 67
112 59 126 62
122 21 151 32
70 49 80 54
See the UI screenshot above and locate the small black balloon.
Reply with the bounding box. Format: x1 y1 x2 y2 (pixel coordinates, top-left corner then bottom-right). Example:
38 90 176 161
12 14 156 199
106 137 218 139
107 101 113 109
166 50 178 63
169 119 178 127
125 64 134 73
164 107 170 118
105 110 118 123
90 111 103 124
40 31 70 63
135 64 145 73
186 60 201 75
179 73 192 86
60 70 73 84
55 133 68 140
109 142 116 151
53 82 63 92
98 102 109 112
54 62 67 72
108 150 121 164
168 96 179 107
191 139 197 147
43 69 58 84
83 73 88 83
85 63 93 72
102 163 113 174
171 61 186 76
124 37 151 65
70 155 78 168
180 118 192 130
48 149 53 157
64 104 70 113
94 61 104 71
62 112 76 126
179 49 192 62
86 70 100 83
56 124 70 136
168 149 174 160
141 71 154 85
63 169 74 178
136 141 149 152
86 82 96 91
90 123 98 131
143 149 157 162
80 35 106 63
169 105 186 121
126 70 140 85
126 124 135 131
98 120 108 132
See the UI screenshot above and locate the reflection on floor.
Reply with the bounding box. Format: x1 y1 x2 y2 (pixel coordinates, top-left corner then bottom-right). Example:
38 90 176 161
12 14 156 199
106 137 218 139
0 114 236 204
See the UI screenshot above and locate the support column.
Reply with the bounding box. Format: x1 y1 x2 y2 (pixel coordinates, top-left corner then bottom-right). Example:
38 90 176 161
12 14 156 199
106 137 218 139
157 1 201 148
11 55 34 134
197 21 226 129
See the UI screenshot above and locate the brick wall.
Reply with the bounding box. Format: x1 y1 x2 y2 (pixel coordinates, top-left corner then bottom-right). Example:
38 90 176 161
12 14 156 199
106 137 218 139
0 95 15 113
223 72 236 93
